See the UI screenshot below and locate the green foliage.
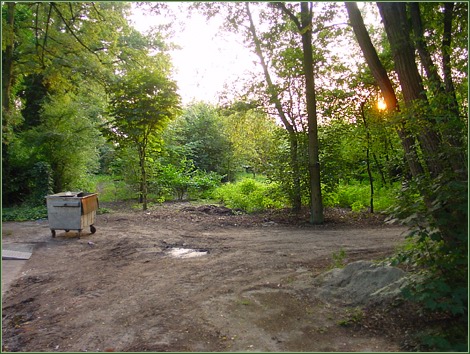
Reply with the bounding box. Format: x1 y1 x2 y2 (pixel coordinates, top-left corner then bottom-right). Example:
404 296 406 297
30 92 103 191
331 248 347 269
337 307 364 327
219 103 281 178
164 102 234 178
151 160 223 201
388 176 467 351
321 180 400 212
320 184 340 208
212 178 288 213
25 162 54 206
104 52 181 209
266 129 310 208
2 205 48 222
83 174 135 203
412 327 469 352
105 61 180 151
3 89 104 203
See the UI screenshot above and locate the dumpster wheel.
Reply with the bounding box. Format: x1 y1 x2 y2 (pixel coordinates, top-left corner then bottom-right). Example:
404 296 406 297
90 225 96 234
51 229 56 238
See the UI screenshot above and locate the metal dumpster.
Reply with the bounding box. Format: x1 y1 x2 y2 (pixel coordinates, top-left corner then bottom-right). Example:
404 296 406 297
46 191 98 238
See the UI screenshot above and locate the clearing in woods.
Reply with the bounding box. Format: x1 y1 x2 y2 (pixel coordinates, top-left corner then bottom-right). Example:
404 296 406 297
2 202 411 352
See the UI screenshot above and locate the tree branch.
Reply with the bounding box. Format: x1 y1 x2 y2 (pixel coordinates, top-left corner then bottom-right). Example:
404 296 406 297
273 2 302 31
91 2 106 21
42 4 53 68
51 2 104 63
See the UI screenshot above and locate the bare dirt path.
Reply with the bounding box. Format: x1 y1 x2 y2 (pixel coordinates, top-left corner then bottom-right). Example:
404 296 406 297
2 203 408 352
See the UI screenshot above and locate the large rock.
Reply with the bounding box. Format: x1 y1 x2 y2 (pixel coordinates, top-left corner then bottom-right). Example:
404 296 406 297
314 260 407 306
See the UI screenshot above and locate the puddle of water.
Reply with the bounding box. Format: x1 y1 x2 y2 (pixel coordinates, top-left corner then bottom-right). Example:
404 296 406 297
168 248 208 259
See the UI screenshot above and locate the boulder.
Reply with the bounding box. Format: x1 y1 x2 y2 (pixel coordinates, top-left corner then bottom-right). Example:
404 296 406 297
314 260 407 306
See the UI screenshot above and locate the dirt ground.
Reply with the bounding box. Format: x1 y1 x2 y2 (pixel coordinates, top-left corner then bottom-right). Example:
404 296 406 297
2 202 410 352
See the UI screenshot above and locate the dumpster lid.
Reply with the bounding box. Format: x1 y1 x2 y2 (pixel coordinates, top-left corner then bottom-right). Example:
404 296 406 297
46 191 83 198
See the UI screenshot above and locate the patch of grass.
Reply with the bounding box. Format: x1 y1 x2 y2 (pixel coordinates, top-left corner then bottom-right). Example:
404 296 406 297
337 307 364 327
97 207 111 215
237 299 252 306
331 248 347 269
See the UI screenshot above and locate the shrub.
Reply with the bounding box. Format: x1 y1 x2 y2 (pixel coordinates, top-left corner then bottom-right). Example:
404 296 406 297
212 178 288 212
151 162 223 201
387 176 467 351
337 181 370 210
321 185 340 208
334 180 401 212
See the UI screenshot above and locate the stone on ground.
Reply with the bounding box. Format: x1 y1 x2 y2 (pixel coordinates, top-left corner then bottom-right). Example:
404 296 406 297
314 260 407 306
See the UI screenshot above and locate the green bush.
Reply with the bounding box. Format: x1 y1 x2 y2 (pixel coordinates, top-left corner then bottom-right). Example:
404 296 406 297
321 185 340 208
86 174 136 202
151 162 223 201
212 178 288 213
388 176 467 351
337 182 370 210
329 180 400 212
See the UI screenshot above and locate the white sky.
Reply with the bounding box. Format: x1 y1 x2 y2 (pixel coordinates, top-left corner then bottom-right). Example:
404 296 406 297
129 2 259 105
128 3 380 107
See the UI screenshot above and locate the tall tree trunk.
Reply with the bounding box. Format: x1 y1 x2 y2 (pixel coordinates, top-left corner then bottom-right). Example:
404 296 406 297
277 2 324 223
409 3 444 94
376 2 466 248
2 2 15 118
2 2 15 206
440 2 467 175
377 2 447 178
345 2 425 179
441 2 459 111
409 3 465 173
245 2 302 211
299 2 323 224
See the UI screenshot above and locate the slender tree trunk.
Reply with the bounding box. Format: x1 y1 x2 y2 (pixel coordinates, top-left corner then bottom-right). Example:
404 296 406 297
138 146 147 210
299 2 323 224
245 2 302 212
372 152 387 185
360 102 374 213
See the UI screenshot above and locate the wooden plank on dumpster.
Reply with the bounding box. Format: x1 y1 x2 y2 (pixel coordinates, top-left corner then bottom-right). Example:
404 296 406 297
81 194 98 215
